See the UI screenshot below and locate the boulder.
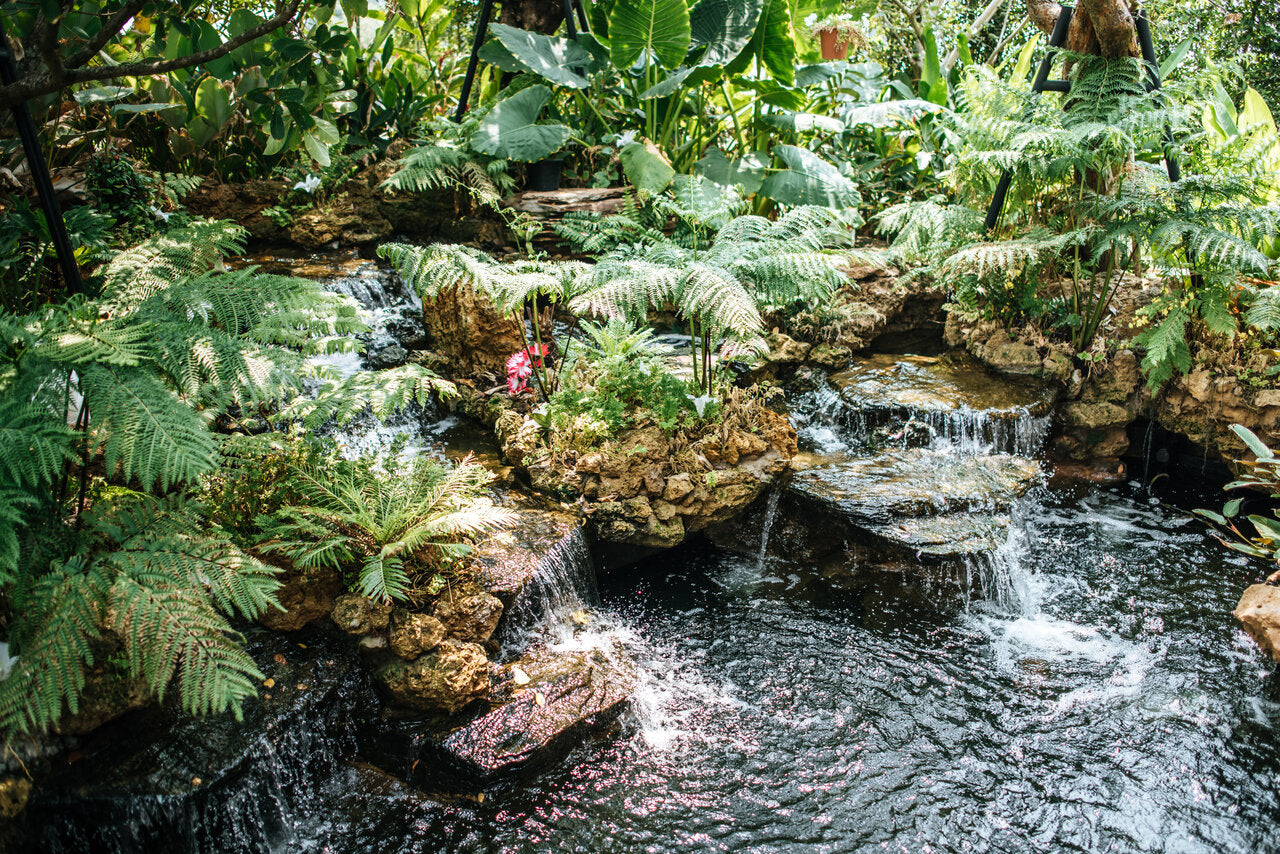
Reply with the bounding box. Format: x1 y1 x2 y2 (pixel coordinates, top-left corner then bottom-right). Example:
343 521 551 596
420 283 523 380
389 612 446 661
1234 584 1280 662
330 594 392 636
434 593 504 644
368 646 635 786
258 565 342 632
376 640 490 714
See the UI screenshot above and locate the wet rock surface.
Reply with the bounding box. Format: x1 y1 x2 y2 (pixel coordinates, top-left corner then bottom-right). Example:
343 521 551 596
1234 584 1280 662
258 565 343 632
331 594 392 636
21 630 377 854
368 646 634 786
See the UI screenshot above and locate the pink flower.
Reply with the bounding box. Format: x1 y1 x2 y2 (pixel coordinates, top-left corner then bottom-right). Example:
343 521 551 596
525 343 551 367
506 351 533 395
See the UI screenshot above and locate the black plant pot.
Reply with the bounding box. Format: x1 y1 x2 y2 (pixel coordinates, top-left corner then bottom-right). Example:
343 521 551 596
527 159 563 192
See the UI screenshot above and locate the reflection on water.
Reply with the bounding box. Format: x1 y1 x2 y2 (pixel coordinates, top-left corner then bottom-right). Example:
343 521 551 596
293 486 1280 853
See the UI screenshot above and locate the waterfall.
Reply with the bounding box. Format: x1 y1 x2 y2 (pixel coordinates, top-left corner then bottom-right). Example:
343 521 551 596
961 503 1036 617
755 488 783 571
499 524 599 654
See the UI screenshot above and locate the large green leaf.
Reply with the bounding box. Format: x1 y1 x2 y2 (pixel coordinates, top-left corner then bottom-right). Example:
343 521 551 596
728 0 794 86
759 144 859 209
609 0 692 71
188 78 231 147
469 86 570 163
919 26 947 106
695 147 766 195
620 140 676 193
690 0 763 68
488 23 593 89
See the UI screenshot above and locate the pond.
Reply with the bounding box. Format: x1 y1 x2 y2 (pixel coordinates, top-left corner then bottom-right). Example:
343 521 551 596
292 482 1280 854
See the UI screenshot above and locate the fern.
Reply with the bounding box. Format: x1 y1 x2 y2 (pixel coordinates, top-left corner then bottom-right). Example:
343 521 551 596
278 364 457 430
1246 285 1280 333
0 496 278 734
258 453 516 604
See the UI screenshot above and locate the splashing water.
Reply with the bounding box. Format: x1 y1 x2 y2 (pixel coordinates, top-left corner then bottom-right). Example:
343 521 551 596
755 488 783 572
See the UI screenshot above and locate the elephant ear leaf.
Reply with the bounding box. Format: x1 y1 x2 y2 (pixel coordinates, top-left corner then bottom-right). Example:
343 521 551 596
759 145 860 209
469 86 570 163
689 0 763 68
620 140 676 194
488 23 593 88
727 0 794 86
609 0 692 71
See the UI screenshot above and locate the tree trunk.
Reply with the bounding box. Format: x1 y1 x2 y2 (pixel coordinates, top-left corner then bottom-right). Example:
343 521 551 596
499 0 565 34
1025 0 1139 58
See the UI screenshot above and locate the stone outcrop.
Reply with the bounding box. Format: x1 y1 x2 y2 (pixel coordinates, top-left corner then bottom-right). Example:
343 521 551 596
375 640 491 714
499 411 798 549
368 646 635 786
258 564 343 632
434 593 504 645
330 594 392 636
712 448 1042 576
1235 584 1280 662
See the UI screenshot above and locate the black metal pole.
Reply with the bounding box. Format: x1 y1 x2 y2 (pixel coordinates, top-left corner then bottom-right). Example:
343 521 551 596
0 18 83 294
454 0 496 122
986 7 1075 232
561 0 578 39
1136 13 1180 182
573 0 589 32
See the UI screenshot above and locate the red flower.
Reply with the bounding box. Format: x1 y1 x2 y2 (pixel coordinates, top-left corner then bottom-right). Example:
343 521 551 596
525 343 551 367
506 350 533 395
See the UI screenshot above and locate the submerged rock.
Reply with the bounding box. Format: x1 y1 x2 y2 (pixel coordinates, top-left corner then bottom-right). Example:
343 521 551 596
1235 584 1280 662
375 639 490 714
368 646 634 786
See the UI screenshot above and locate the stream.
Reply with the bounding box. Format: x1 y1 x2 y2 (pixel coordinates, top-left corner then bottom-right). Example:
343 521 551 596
28 252 1280 853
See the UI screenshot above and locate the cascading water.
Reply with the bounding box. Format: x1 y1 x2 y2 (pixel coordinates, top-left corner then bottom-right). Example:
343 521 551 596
755 487 783 571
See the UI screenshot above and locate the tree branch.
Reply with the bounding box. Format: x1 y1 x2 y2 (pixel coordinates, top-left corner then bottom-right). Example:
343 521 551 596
943 0 1010 71
65 0 149 70
1026 0 1063 37
0 0 305 112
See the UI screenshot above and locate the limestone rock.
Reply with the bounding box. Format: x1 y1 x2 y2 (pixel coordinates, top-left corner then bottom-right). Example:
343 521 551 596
809 343 852 370
377 640 490 713
330 594 392 636
433 647 635 780
766 331 811 364
472 504 583 608
421 283 524 380
434 593 504 644
389 612 446 661
258 565 342 632
1234 584 1280 662
0 777 30 821
52 666 151 737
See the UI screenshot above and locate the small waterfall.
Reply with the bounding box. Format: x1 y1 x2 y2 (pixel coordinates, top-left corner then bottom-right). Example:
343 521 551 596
755 488 783 571
961 504 1036 617
500 524 599 654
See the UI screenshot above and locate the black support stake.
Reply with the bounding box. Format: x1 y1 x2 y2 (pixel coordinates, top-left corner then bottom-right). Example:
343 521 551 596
0 18 83 294
454 0 496 122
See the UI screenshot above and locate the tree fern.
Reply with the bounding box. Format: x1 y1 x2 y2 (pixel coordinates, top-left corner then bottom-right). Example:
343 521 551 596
1246 285 1280 333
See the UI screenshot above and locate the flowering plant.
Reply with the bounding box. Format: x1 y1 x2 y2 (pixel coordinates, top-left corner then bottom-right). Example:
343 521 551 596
506 344 553 395
802 13 866 48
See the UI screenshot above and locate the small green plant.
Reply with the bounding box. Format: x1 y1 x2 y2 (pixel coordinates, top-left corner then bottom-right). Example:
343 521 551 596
257 453 517 604
1196 424 1280 570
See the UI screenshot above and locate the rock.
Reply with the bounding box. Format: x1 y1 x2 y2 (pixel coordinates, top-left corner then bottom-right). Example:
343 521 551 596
52 664 151 737
376 640 490 713
973 329 1042 376
258 565 342 632
434 593 504 644
330 594 392 636
662 472 694 502
21 631 376 854
472 503 583 609
389 612 446 661
366 342 408 369
371 646 635 785
1255 390 1280 409
809 343 852 370
1234 584 1280 662
1062 401 1130 429
0 776 30 821
766 331 811 364
420 283 524 380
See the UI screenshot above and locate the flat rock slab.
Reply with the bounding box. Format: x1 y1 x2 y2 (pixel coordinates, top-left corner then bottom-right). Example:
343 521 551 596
791 449 1042 525
864 511 1013 558
831 352 1056 419
367 646 634 787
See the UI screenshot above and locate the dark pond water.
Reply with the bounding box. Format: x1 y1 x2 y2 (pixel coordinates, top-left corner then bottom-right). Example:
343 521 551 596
300 485 1280 854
